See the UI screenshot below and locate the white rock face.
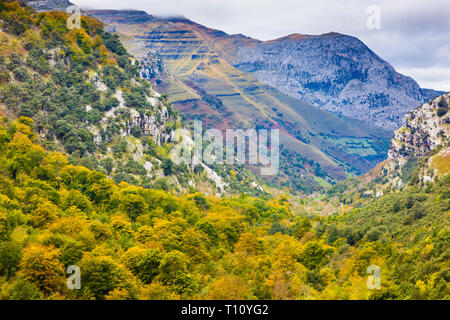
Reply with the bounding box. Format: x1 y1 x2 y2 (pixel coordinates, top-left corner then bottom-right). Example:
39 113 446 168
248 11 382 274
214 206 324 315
235 33 441 130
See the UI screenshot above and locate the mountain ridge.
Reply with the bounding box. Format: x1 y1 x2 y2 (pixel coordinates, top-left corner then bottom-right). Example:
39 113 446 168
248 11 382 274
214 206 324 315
0 2 448 302
385 92 449 186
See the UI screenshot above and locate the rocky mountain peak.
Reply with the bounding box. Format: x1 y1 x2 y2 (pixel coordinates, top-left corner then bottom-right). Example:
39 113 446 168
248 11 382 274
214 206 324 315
388 93 449 163
86 10 155 24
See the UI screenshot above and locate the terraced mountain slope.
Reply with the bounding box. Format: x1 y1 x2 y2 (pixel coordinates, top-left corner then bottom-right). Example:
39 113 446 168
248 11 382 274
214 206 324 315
88 10 393 183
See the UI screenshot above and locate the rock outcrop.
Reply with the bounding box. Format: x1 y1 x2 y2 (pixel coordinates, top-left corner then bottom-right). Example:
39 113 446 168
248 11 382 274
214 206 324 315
382 93 449 187
24 0 73 11
235 33 443 130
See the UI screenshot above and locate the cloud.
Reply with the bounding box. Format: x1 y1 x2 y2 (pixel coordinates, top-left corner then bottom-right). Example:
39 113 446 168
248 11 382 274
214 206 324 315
397 67 450 91
72 0 450 91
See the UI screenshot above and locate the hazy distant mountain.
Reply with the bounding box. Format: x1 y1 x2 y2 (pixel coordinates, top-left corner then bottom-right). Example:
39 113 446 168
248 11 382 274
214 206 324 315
89 10 444 131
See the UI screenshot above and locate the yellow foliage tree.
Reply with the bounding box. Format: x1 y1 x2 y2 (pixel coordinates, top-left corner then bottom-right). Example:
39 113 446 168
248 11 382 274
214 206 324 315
19 244 65 295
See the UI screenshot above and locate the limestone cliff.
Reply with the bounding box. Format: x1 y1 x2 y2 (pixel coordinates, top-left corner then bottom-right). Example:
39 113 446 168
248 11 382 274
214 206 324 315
384 93 449 186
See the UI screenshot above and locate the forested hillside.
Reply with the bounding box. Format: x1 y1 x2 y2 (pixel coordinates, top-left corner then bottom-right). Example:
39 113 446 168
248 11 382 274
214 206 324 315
0 0 264 196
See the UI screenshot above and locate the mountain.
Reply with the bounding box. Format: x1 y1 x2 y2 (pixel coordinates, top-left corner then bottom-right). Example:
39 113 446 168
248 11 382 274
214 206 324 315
327 92 449 201
88 10 397 185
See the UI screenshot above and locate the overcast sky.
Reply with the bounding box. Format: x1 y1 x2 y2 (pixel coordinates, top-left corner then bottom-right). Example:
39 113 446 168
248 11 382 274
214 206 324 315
72 0 450 91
